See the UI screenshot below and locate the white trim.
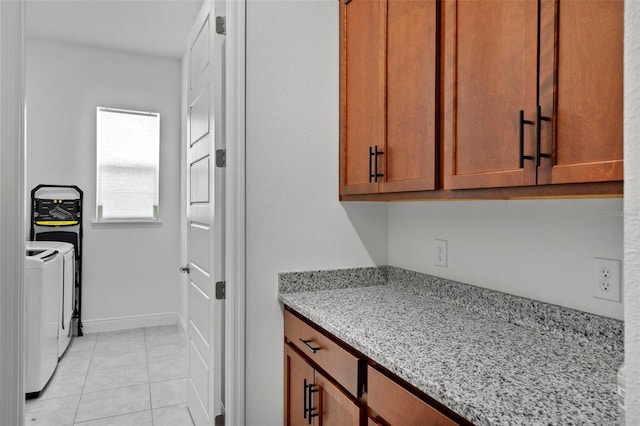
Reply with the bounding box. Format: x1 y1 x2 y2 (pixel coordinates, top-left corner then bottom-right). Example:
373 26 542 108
224 0 246 424
81 312 179 334
0 1 25 424
178 315 188 338
91 221 164 229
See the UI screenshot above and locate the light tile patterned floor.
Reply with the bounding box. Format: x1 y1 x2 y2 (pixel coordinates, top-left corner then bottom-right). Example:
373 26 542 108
25 325 194 426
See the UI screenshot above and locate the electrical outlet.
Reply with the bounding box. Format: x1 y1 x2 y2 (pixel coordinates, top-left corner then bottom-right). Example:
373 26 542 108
593 258 621 302
435 239 447 268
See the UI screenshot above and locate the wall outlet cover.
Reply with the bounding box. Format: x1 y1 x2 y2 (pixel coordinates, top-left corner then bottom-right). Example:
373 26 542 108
435 239 447 268
592 257 621 302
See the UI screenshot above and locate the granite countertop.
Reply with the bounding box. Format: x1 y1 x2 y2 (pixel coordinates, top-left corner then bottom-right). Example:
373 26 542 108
278 266 624 426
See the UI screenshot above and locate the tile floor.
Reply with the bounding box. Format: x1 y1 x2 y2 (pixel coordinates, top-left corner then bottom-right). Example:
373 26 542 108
25 325 194 426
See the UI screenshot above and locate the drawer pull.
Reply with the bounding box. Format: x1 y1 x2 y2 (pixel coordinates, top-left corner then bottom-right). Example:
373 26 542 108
299 338 321 354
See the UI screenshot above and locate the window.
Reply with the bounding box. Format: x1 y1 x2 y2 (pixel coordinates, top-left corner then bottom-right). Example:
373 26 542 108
96 107 160 221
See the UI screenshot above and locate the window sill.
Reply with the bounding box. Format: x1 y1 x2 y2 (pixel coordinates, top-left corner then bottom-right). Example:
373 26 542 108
91 220 163 229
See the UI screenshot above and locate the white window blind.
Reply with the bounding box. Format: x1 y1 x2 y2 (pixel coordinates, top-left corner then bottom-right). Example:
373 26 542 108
96 107 160 221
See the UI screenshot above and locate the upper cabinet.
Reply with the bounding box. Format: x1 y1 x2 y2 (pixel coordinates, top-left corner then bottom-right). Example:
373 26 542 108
443 0 623 190
340 0 623 200
340 0 438 196
340 0 385 196
540 0 623 185
442 0 539 189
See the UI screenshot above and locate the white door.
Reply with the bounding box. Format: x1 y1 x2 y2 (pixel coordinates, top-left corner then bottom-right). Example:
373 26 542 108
184 0 225 424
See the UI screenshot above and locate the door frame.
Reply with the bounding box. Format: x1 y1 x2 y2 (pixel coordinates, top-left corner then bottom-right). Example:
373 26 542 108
0 1 246 424
0 0 25 425
222 0 246 424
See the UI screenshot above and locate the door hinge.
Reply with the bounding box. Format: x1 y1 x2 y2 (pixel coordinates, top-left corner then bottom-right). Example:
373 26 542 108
215 281 226 300
216 16 226 35
215 414 224 426
216 149 226 168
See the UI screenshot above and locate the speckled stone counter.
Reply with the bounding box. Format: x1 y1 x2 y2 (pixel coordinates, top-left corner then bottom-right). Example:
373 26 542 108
278 266 624 426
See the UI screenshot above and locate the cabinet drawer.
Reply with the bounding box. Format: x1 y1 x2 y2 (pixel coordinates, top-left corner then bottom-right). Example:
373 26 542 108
368 366 458 426
285 310 362 397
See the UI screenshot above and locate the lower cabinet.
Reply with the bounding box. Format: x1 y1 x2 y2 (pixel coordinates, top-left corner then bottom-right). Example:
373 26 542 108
284 308 469 426
284 344 361 426
367 366 458 426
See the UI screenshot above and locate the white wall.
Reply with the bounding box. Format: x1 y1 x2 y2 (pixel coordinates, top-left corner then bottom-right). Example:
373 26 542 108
624 1 640 422
0 1 25 423
245 1 388 424
388 198 624 320
26 39 182 330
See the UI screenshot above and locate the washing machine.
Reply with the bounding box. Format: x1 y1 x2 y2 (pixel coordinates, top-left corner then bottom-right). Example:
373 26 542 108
25 247 61 398
27 241 75 358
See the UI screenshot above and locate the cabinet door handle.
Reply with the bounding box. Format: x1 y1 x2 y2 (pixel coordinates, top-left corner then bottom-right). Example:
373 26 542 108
303 378 308 420
535 105 552 167
369 146 375 183
519 110 534 168
374 145 384 182
299 338 321 354
306 382 319 425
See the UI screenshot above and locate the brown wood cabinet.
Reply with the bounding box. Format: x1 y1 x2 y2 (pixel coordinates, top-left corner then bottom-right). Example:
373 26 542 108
443 0 623 190
284 345 361 426
284 308 469 425
368 366 458 426
340 0 438 196
539 0 623 185
285 345 317 426
284 311 363 425
340 0 385 195
339 0 623 200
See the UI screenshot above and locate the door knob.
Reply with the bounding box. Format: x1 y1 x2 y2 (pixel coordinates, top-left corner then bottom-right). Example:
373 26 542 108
179 265 190 274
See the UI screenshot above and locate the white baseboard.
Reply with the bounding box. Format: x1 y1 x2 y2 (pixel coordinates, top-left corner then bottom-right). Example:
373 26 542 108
178 315 188 338
81 312 179 334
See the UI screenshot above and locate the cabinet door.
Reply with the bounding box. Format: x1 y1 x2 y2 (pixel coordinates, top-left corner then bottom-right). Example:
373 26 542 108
368 367 459 426
538 0 623 185
284 345 316 426
379 0 437 193
443 0 539 189
340 0 386 195
315 370 362 426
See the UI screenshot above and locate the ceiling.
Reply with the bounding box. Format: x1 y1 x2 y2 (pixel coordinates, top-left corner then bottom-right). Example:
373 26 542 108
26 0 203 59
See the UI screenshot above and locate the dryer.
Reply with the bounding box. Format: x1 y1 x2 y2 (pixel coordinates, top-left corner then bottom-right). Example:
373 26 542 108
25 248 61 398
27 241 75 358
